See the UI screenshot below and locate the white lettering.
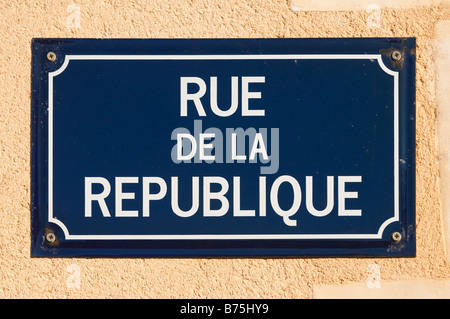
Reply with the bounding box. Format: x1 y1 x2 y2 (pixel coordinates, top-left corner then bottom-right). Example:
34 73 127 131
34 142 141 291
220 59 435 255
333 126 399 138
231 133 246 161
115 177 139 217
259 176 266 217
233 177 255 217
270 175 301 226
210 76 239 117
203 177 229 217
180 77 207 117
83 176 362 224
249 133 269 160
177 133 197 161
143 177 167 217
199 133 215 161
180 76 266 117
171 176 199 218
242 76 265 116
338 176 362 216
85 177 111 217
306 176 334 217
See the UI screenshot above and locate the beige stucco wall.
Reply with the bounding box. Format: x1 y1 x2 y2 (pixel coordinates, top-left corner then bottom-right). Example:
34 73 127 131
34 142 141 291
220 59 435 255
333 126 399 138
1 0 450 299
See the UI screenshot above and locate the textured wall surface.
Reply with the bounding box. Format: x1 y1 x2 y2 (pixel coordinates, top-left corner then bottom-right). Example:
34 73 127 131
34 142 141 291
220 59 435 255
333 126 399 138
1 0 450 299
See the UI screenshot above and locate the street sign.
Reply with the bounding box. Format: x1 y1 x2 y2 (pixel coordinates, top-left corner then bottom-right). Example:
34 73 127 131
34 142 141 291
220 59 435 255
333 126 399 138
31 38 416 257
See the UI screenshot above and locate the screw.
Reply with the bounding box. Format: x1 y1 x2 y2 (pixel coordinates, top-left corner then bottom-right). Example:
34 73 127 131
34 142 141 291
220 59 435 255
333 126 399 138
47 52 56 62
392 232 402 242
46 232 56 243
391 51 402 62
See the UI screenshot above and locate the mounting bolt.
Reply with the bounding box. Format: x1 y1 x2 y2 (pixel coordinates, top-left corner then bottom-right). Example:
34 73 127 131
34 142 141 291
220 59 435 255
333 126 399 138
47 52 56 62
45 232 56 243
391 50 402 62
392 232 402 242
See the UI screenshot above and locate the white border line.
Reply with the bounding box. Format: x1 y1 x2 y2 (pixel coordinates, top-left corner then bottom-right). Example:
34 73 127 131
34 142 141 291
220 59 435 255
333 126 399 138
48 54 399 240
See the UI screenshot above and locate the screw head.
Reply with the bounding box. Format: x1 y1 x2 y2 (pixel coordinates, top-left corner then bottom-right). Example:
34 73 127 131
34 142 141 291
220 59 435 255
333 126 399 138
45 232 56 243
47 52 56 62
392 232 402 242
391 51 402 62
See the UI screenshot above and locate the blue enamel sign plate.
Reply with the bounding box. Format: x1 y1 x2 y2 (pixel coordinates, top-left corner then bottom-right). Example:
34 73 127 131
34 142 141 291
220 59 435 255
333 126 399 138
31 38 416 257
